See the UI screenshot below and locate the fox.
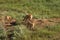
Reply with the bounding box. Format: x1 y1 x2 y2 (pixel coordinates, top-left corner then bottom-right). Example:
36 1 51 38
23 14 43 29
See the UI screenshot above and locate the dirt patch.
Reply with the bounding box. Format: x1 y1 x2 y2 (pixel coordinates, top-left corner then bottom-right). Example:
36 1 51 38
49 18 60 23
37 17 60 27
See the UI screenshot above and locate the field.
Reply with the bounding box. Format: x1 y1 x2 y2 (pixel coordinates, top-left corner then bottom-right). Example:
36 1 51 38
0 0 60 40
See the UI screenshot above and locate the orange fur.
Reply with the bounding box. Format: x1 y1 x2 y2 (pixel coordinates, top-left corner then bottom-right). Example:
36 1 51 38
23 14 43 29
4 16 16 26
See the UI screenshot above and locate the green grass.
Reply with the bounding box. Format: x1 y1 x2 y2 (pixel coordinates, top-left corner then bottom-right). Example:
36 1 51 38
0 0 60 40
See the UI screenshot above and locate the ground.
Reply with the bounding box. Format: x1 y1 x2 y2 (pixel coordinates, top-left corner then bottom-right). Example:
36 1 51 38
0 0 60 40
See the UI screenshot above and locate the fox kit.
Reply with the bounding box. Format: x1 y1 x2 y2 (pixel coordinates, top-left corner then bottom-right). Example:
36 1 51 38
23 14 43 29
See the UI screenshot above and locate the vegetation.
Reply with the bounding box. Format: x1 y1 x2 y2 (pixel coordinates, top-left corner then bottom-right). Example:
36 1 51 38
0 0 60 40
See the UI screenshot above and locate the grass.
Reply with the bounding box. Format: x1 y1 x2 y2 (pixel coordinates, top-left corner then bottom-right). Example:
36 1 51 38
0 0 60 40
